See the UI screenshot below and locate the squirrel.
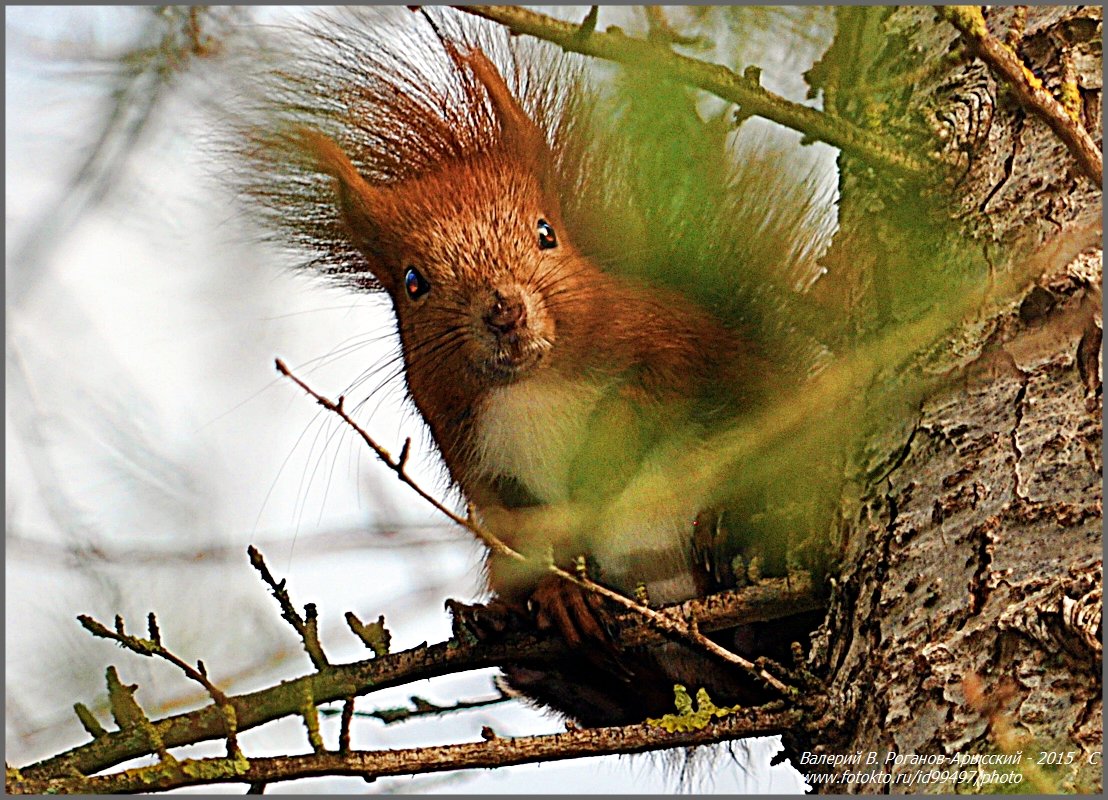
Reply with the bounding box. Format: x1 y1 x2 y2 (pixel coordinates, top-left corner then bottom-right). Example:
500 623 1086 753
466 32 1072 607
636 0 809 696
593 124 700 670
229 8 829 726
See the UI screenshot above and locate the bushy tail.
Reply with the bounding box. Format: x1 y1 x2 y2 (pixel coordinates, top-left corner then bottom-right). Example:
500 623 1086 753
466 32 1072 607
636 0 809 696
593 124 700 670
557 68 834 381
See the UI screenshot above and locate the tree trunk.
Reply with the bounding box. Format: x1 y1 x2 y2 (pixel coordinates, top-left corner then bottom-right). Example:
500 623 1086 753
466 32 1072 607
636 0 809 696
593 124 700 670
806 6 1101 793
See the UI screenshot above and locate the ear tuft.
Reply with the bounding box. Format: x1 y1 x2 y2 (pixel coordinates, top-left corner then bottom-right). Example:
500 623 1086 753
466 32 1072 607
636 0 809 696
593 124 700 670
295 127 368 190
463 49 548 163
292 128 389 273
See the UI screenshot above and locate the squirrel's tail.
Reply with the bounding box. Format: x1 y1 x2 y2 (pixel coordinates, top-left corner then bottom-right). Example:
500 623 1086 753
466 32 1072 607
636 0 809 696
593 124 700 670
559 68 835 381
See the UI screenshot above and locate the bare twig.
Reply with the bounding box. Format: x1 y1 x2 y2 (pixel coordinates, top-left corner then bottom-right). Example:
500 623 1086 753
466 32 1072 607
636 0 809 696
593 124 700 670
248 545 329 669
338 697 355 753
549 568 798 697
8 704 803 794
455 5 931 179
78 614 241 758
939 6 1102 186
275 358 521 561
320 690 512 725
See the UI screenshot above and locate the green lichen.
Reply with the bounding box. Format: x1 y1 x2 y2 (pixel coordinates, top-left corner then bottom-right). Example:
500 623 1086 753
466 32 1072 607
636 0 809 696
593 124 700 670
646 685 741 732
346 612 392 657
1059 77 1082 122
105 666 145 730
300 686 325 753
944 6 989 40
73 702 107 739
180 753 250 780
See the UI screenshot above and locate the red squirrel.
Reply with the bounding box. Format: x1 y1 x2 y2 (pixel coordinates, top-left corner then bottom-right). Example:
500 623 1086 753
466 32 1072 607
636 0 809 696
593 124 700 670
232 9 824 725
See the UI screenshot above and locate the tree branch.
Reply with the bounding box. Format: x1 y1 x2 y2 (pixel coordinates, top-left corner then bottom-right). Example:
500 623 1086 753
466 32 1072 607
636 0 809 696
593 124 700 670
455 5 933 179
939 6 1102 186
9 704 804 794
77 613 241 759
18 631 551 781
19 564 820 782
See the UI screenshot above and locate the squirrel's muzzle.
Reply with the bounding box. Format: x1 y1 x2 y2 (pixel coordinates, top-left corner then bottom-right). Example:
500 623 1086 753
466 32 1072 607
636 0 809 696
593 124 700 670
484 290 527 336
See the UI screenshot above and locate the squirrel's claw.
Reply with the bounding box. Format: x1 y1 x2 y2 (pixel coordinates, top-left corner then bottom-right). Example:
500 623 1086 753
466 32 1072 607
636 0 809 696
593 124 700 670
446 597 528 641
529 574 613 652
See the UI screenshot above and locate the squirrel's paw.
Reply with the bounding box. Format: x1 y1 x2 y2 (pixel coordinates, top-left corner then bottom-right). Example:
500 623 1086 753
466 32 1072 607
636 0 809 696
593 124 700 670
445 597 530 642
528 574 613 650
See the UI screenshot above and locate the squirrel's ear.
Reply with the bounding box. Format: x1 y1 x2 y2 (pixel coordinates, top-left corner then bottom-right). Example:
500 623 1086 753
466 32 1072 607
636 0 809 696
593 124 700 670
464 49 549 167
294 128 395 290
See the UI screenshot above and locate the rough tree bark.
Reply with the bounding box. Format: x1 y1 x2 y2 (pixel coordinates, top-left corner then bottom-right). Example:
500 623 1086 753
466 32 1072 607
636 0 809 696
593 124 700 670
805 6 1102 793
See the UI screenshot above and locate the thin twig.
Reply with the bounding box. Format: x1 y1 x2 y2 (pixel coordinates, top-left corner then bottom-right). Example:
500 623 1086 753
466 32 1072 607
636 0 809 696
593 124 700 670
77 614 241 758
247 545 330 669
338 697 355 753
321 690 511 725
275 359 521 561
549 569 797 697
455 5 931 179
939 6 1102 186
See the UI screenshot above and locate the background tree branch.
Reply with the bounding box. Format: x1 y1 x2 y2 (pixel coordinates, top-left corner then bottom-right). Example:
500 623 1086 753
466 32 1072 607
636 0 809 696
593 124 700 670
10 703 806 794
456 5 933 179
939 5 1102 185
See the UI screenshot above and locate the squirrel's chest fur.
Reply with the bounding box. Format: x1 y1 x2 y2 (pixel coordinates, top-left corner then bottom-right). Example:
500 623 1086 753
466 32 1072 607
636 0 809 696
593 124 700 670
468 371 704 605
470 373 607 504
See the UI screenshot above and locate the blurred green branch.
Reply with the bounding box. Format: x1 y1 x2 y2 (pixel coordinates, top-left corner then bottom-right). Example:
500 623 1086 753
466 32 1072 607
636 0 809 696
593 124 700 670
457 5 935 179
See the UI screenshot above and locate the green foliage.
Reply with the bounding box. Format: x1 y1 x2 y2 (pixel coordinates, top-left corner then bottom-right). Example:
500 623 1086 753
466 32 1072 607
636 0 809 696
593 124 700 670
573 66 832 365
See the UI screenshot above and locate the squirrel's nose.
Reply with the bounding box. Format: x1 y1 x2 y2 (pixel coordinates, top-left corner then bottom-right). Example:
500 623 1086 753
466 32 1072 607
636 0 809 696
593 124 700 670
484 291 527 334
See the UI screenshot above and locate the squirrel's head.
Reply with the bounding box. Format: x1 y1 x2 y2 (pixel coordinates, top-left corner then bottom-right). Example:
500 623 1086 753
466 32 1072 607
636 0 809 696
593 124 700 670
296 48 597 392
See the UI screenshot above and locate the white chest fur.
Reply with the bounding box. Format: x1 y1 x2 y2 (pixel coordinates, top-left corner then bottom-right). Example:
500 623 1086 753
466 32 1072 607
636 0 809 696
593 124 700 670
472 374 707 605
472 374 606 504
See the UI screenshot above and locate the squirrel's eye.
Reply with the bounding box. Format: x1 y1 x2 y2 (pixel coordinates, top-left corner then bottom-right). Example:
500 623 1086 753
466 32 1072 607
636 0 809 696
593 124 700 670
537 219 557 250
404 267 430 301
